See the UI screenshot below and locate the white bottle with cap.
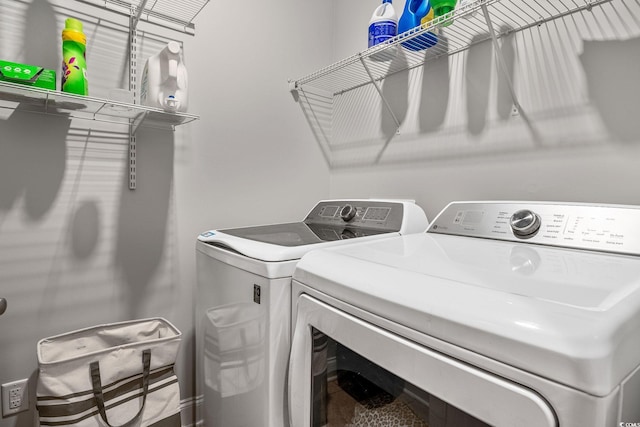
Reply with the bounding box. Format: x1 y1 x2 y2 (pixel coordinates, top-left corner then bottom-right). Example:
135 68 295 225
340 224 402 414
368 0 398 62
140 41 189 113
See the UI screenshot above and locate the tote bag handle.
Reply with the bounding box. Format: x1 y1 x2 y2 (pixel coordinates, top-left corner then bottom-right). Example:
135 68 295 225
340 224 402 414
90 349 151 427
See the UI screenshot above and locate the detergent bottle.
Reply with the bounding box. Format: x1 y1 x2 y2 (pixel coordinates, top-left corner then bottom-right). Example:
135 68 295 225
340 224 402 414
431 0 458 25
368 0 398 61
61 17 88 95
368 0 398 48
140 41 189 113
398 0 437 51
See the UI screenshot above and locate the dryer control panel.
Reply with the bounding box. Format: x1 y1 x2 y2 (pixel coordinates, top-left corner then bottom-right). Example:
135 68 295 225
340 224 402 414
428 201 640 256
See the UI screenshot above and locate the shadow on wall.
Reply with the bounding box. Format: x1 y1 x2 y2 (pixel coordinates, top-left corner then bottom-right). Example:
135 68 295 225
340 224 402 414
496 28 516 121
70 200 101 259
115 127 174 318
24 0 59 71
0 0 66 222
419 35 450 133
0 110 69 221
465 35 493 136
580 37 640 143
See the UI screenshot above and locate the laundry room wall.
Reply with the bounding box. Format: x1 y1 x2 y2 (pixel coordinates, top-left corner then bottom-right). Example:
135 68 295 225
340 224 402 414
0 0 329 426
177 0 332 410
319 0 640 220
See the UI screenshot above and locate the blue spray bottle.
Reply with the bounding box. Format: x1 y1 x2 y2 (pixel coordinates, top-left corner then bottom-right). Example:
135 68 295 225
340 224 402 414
398 0 438 51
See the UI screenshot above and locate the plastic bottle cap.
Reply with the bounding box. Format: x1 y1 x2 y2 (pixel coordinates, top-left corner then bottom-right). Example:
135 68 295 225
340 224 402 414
167 41 181 54
382 0 392 3
65 18 83 32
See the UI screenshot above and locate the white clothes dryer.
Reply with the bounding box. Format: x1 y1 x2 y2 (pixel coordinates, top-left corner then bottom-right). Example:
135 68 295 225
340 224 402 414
195 199 428 427
289 201 640 427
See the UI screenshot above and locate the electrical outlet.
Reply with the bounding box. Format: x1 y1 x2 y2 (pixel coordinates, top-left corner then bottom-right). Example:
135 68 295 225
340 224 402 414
2 379 29 417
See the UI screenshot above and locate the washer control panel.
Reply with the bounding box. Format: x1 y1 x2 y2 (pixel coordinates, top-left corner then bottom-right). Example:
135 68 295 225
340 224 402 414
428 201 640 255
305 200 404 231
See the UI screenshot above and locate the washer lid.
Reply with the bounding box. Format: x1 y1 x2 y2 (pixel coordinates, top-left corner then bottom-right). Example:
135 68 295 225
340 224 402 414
293 232 640 397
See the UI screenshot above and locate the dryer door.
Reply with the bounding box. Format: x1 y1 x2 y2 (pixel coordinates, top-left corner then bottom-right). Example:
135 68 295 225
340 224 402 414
289 294 557 427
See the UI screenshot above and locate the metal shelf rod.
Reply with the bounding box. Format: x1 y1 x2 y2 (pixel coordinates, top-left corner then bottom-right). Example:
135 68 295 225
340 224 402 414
481 2 542 145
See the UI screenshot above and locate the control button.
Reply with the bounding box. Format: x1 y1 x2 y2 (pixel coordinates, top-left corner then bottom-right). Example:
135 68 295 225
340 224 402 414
340 204 357 222
510 209 541 238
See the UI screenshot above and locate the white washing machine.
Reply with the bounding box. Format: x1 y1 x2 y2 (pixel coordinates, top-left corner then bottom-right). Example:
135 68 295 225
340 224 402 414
195 199 428 427
289 201 640 427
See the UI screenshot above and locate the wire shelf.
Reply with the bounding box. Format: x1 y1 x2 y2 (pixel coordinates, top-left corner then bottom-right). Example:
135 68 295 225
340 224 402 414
81 0 210 33
291 0 614 96
289 0 638 168
0 81 199 129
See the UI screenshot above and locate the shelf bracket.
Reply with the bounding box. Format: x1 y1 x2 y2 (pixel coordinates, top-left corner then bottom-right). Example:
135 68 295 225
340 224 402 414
127 1 148 190
127 111 148 191
129 129 137 190
481 3 542 146
288 80 299 102
129 5 141 107
131 0 150 31
44 92 51 114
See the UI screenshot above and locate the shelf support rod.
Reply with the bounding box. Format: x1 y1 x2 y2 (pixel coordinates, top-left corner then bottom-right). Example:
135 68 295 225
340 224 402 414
481 3 542 146
358 53 401 163
358 53 401 133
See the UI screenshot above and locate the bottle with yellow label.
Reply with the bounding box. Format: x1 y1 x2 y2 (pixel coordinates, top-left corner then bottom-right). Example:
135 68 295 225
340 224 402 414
61 18 88 95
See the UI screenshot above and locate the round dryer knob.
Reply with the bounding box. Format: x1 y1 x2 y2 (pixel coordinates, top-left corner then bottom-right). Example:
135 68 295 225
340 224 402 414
510 209 541 238
340 204 357 222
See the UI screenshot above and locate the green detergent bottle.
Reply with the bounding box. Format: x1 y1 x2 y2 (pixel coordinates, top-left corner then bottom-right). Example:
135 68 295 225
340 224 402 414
430 0 458 26
61 18 88 95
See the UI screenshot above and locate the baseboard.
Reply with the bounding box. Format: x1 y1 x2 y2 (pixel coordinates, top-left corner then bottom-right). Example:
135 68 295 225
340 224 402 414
180 396 202 427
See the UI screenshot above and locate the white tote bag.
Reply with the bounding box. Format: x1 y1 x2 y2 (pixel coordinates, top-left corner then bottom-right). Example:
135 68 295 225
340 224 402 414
36 318 182 427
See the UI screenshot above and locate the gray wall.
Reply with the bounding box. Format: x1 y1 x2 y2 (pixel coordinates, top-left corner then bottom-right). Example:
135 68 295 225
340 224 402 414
325 0 640 220
0 0 328 426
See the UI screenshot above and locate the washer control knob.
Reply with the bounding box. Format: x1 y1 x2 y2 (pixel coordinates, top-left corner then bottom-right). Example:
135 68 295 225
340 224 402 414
510 209 541 238
340 204 357 222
